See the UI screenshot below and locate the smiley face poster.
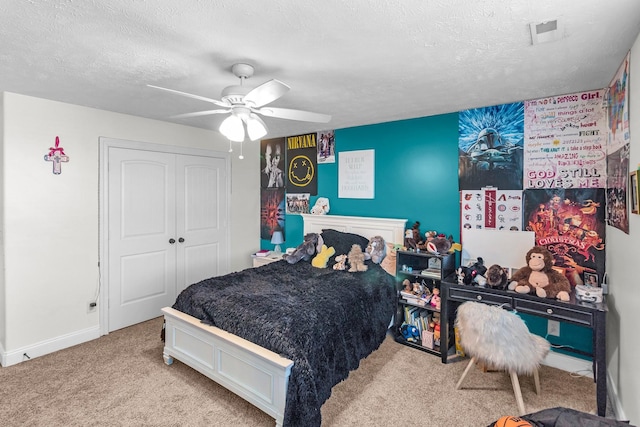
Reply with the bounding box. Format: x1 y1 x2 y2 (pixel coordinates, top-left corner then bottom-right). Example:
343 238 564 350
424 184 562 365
285 133 317 195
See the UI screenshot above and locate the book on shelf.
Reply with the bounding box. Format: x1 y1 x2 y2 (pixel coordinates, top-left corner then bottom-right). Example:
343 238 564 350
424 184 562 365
420 269 441 279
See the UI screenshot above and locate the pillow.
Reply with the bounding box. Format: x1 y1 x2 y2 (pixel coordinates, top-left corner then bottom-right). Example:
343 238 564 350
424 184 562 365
320 229 370 258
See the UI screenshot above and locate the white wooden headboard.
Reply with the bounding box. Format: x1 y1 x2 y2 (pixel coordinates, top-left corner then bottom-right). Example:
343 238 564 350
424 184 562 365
301 214 407 245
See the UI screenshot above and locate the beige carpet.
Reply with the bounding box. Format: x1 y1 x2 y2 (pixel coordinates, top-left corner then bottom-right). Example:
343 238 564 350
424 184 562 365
0 317 600 426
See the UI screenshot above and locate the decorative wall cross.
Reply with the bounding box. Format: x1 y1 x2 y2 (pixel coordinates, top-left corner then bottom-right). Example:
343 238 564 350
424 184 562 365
44 136 69 174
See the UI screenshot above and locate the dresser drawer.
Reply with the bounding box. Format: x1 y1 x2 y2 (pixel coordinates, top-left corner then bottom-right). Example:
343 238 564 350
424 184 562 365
513 299 593 326
448 287 513 306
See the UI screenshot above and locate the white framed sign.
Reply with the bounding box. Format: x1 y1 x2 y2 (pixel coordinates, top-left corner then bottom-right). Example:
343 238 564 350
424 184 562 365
338 149 375 199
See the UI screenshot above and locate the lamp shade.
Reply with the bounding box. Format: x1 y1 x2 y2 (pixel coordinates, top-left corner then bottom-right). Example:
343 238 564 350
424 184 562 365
271 230 284 254
270 231 284 245
219 114 245 142
246 113 268 141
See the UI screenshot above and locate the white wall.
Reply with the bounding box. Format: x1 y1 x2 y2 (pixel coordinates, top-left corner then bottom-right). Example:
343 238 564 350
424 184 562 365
0 93 6 354
0 92 259 364
605 34 640 424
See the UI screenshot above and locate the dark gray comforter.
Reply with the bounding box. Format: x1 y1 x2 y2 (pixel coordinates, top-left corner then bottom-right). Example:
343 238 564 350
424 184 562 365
172 259 396 427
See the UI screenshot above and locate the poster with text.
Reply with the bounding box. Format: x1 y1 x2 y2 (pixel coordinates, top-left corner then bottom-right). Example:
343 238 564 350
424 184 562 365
338 149 375 199
286 133 318 195
461 188 523 231
261 137 286 188
260 188 285 240
523 188 605 287
524 90 606 189
458 102 524 190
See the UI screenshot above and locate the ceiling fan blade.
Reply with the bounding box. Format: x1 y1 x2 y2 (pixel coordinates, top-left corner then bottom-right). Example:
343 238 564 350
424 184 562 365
147 84 229 108
257 107 331 123
243 79 290 108
170 109 231 119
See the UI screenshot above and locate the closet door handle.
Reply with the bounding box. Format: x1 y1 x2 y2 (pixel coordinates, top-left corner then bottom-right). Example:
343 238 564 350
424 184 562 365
178 237 185 243
169 238 176 244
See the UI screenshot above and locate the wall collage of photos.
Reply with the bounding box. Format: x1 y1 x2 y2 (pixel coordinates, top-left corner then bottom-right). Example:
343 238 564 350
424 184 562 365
260 130 335 240
458 53 630 288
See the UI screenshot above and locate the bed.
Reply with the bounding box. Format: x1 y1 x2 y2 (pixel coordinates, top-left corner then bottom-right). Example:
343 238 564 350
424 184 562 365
162 214 407 427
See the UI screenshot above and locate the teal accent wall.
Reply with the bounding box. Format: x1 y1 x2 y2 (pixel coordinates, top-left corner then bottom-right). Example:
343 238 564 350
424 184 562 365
261 112 461 250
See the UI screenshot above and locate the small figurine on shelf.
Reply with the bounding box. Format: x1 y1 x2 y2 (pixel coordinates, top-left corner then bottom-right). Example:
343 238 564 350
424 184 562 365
430 313 441 345
429 288 441 310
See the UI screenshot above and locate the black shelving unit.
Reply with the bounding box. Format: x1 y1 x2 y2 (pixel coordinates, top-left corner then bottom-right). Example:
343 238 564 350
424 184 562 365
393 250 455 357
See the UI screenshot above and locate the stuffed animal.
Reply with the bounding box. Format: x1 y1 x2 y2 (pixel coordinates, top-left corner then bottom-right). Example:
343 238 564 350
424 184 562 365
430 312 441 343
485 264 509 290
426 234 454 255
400 323 420 343
508 246 571 301
364 235 386 264
311 244 335 268
347 243 368 272
404 229 417 250
283 233 323 264
310 197 330 215
429 287 441 310
379 242 397 276
333 254 348 270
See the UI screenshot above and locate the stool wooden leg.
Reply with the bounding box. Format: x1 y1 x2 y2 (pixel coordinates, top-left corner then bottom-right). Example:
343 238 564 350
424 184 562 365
456 357 477 390
533 369 541 395
510 371 526 416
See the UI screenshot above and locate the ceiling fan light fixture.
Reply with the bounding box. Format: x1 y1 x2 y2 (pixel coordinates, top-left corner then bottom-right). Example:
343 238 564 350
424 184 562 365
246 113 268 141
219 114 245 142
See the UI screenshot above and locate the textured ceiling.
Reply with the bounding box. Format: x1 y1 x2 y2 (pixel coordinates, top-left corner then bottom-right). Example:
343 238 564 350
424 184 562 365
2 1 640 139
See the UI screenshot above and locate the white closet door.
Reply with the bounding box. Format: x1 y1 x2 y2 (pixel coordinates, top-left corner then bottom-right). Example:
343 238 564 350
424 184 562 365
108 148 177 331
175 154 228 294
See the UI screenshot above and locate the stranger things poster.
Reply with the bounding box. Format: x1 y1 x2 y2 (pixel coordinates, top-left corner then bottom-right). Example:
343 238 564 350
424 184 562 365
523 188 605 287
286 133 318 195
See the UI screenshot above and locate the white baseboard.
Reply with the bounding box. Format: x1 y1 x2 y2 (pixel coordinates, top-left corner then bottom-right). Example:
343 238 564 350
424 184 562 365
542 350 593 376
607 371 628 421
543 351 629 421
1 325 101 367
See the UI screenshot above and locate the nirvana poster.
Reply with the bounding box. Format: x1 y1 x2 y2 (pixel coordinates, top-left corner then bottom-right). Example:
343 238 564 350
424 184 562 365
458 102 525 191
523 188 606 287
285 133 318 195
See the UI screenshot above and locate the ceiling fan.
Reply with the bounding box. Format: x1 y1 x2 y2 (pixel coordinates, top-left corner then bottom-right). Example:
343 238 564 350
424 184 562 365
148 63 331 142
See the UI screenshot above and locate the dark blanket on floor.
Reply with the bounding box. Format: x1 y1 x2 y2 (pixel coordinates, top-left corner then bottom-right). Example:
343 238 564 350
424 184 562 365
172 259 396 427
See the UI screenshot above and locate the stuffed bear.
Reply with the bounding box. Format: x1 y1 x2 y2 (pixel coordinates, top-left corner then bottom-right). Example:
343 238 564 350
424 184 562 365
347 243 368 272
283 233 323 264
311 244 335 268
485 264 509 290
364 235 386 264
508 246 571 301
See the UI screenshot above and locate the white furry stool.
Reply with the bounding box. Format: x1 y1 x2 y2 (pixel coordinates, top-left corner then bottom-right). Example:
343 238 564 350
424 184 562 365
454 301 550 415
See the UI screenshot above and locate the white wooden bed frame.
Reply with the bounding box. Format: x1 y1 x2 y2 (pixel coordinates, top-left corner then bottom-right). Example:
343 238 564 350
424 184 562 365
162 214 407 426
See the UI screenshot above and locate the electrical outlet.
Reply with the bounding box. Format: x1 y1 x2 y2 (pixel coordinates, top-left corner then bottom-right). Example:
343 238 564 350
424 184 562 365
87 301 97 313
547 319 560 336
